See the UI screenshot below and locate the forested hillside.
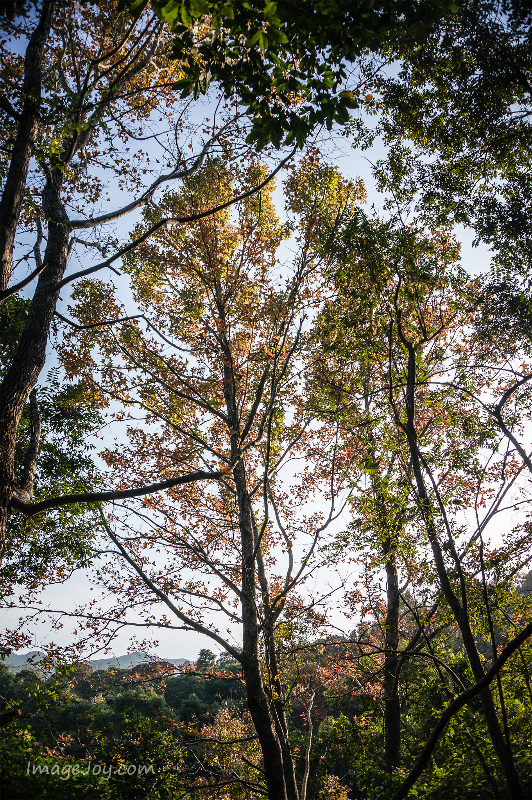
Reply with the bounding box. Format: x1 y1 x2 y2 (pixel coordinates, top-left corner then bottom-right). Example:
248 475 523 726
2 609 532 800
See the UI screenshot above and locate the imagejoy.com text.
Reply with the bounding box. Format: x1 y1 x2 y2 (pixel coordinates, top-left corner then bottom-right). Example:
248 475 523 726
26 761 155 781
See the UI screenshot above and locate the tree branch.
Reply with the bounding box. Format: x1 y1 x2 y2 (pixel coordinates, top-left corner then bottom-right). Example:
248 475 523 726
0 259 48 300
56 147 297 290
10 468 224 516
389 621 532 800
68 123 224 230
99 509 243 663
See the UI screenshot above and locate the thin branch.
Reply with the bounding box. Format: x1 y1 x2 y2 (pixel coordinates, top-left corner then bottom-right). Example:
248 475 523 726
0 93 21 121
69 122 227 230
55 310 145 330
98 509 243 663
56 147 297 289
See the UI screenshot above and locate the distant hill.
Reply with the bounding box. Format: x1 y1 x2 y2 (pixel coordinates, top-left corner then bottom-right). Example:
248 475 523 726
1 651 187 674
89 652 187 672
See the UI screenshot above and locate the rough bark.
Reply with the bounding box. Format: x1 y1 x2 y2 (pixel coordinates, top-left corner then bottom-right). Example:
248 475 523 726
0 0 54 298
0 174 69 564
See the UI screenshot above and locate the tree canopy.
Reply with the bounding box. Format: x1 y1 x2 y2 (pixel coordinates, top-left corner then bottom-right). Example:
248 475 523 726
131 0 457 147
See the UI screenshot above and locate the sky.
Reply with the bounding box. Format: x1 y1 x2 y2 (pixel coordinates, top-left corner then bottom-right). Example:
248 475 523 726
3 84 497 666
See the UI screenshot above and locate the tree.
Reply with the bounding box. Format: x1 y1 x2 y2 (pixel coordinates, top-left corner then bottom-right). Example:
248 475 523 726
136 0 458 148
0 0 53 297
312 210 532 797
197 649 217 672
0 0 292 570
376 0 532 275
4 155 365 800
0 660 190 799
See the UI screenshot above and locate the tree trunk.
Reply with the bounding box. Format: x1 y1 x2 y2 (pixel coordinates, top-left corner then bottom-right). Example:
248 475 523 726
0 175 69 563
219 289 299 800
242 645 294 800
0 0 54 298
414 464 523 797
365 423 402 773
236 459 296 800
266 633 300 799
384 554 401 772
461 626 523 799
239 496 297 800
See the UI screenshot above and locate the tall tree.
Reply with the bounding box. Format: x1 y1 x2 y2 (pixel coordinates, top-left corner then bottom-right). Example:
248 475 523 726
5 156 364 800
313 210 532 797
0 0 290 568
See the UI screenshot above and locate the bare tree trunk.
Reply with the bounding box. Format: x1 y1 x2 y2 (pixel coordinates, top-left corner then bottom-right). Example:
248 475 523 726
266 632 300 800
211 267 300 800
411 439 523 798
299 692 315 800
0 0 54 297
241 647 293 800
364 420 402 773
235 459 295 800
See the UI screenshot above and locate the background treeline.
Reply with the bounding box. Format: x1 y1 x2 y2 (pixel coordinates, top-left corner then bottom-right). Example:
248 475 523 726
1 573 532 800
